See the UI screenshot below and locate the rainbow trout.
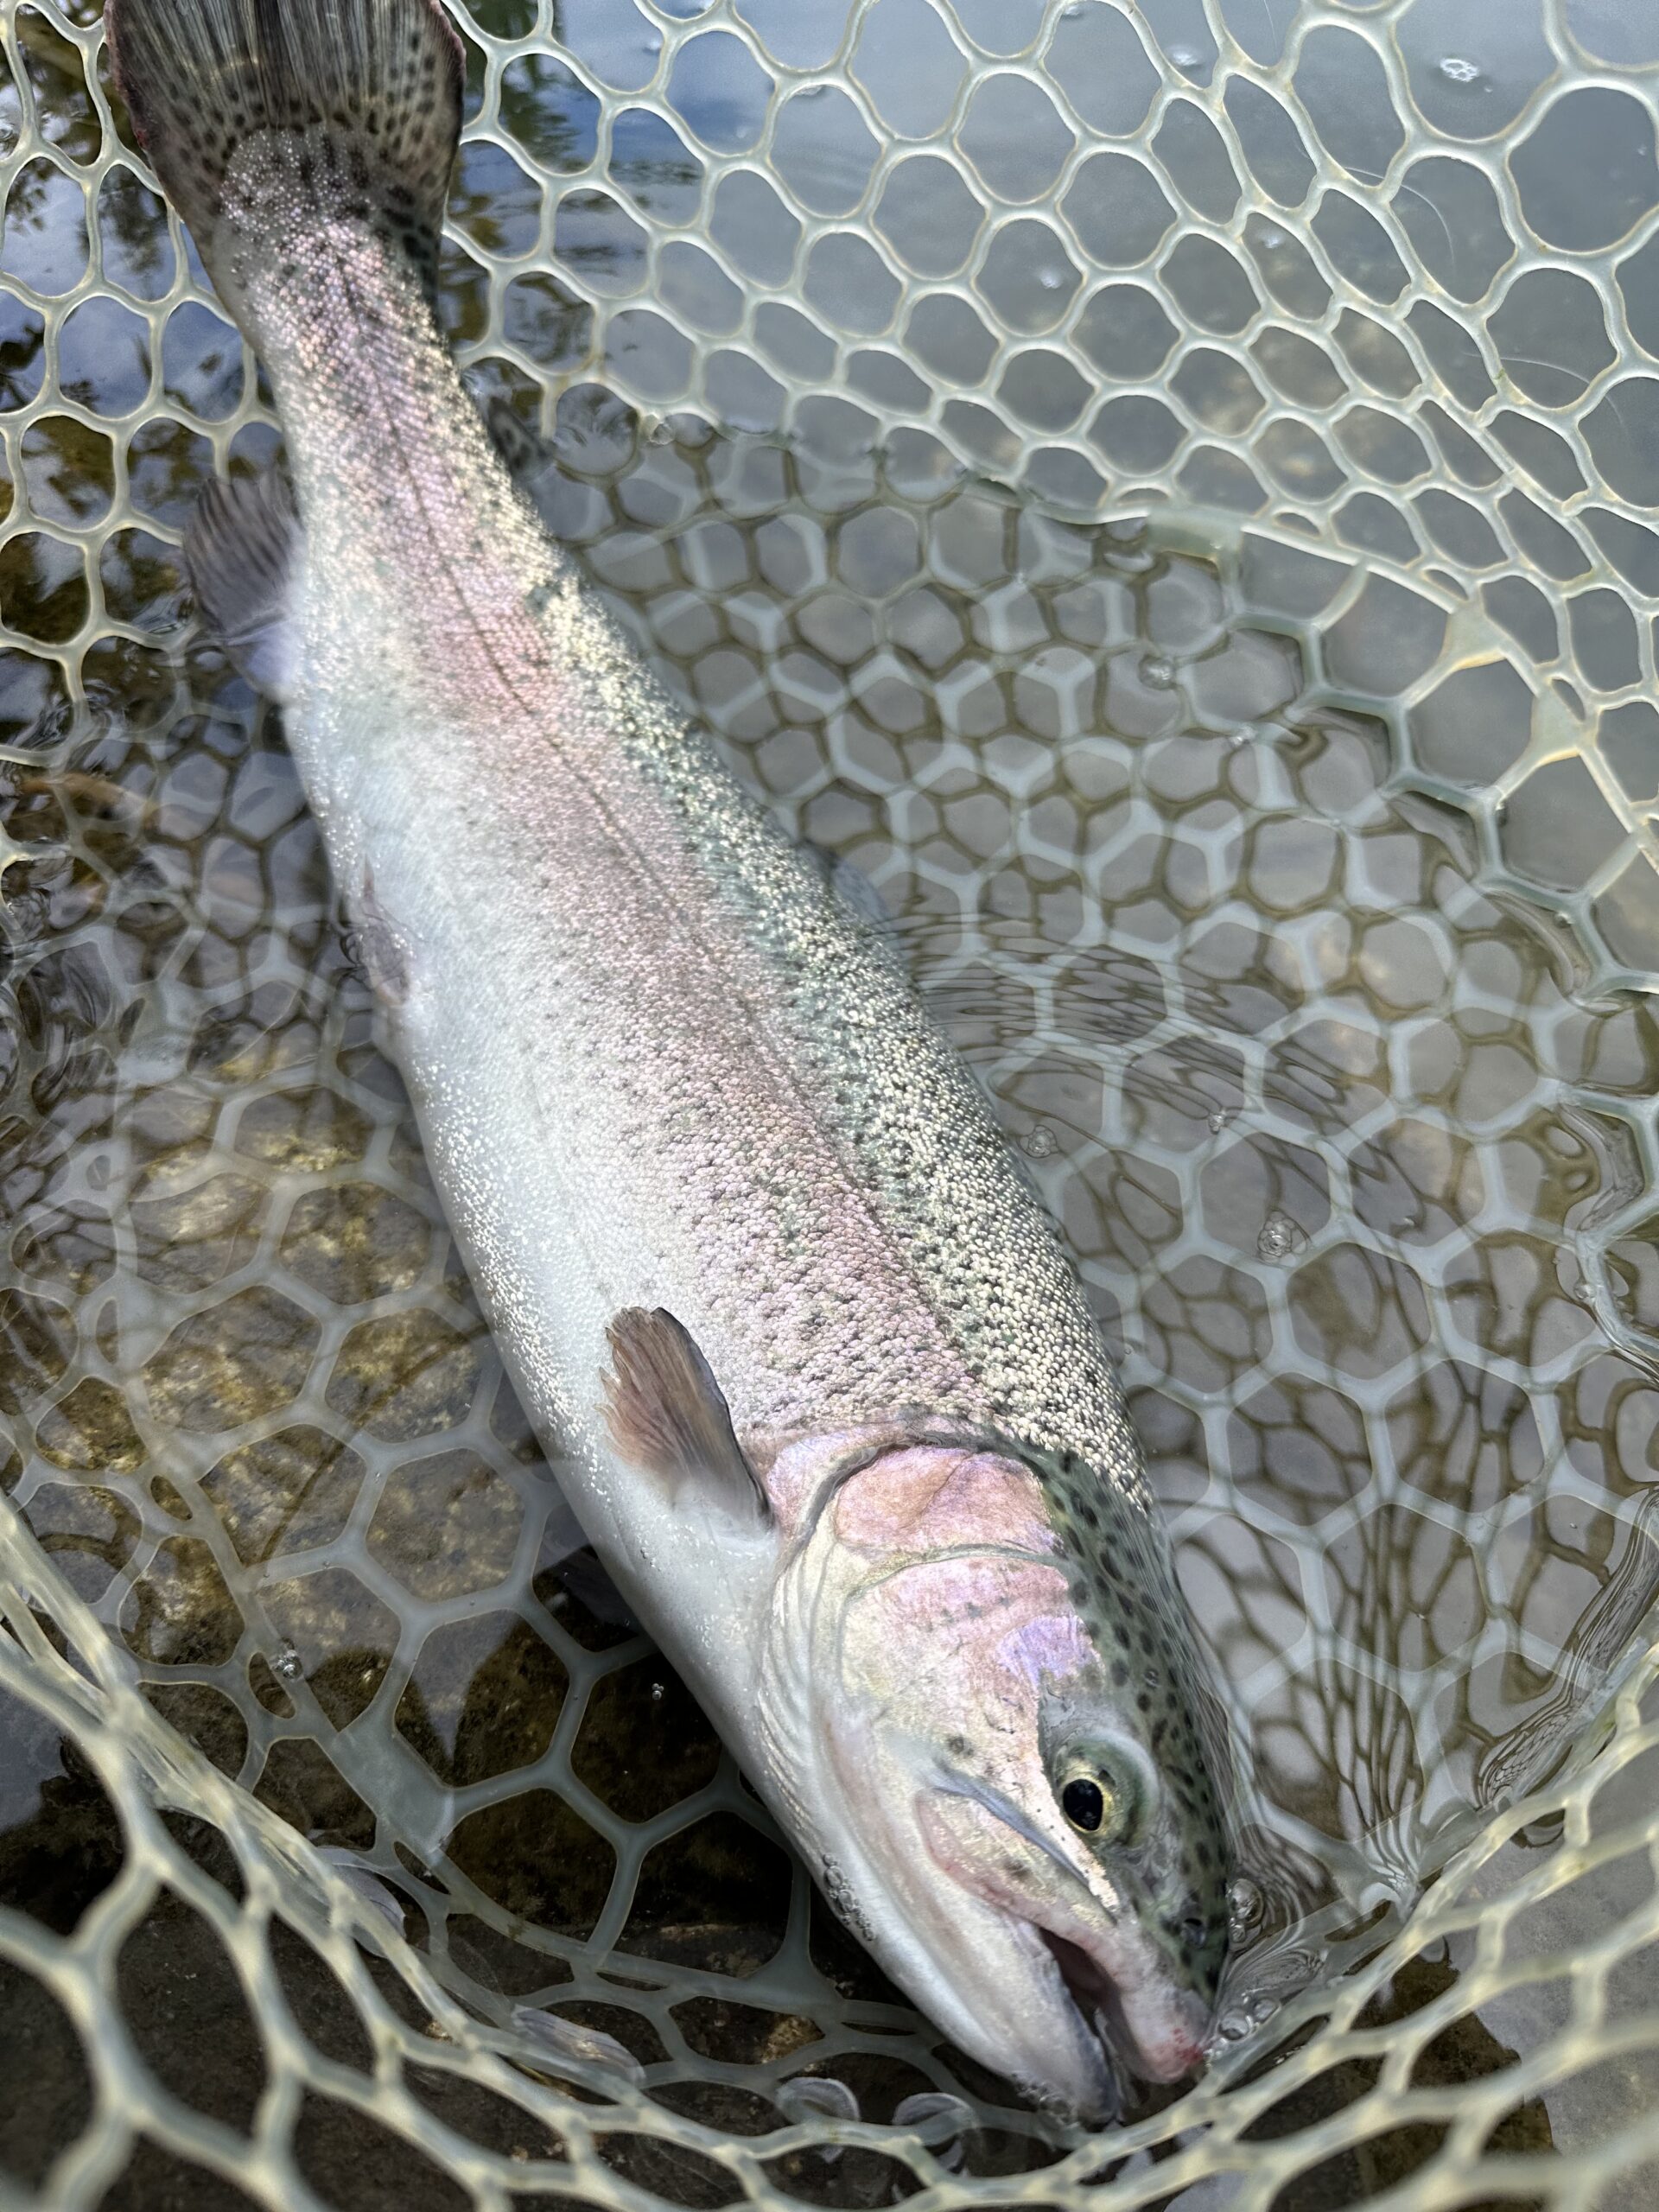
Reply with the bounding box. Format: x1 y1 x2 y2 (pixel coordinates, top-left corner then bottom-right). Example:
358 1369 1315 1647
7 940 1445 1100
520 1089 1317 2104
107 0 1233 2117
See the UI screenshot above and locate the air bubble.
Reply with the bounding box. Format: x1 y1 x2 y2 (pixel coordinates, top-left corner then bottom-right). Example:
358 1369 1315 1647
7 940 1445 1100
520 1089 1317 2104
779 2075 859 2121
512 2006 645 2085
898 2088 973 2141
1227 1873 1264 1936
777 2075 858 2159
1438 55 1485 86
1257 1211 1308 1262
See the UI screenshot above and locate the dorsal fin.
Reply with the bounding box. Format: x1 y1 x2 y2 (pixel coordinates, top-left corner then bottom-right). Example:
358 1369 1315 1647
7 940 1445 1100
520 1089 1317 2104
603 1307 768 1520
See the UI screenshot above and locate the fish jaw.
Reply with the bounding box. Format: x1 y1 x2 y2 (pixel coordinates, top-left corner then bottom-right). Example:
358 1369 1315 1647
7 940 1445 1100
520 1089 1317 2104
917 1789 1211 2088
882 1821 1123 2123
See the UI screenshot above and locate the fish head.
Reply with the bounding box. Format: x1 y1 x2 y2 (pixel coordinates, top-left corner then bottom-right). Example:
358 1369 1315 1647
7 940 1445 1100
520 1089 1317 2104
785 1446 1230 2121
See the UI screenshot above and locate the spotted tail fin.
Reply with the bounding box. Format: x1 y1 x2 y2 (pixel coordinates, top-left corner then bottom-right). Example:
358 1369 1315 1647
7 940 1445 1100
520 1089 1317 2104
104 0 462 298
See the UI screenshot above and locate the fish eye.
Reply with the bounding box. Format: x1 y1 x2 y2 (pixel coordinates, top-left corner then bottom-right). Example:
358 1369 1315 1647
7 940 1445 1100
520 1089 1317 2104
1056 1749 1144 1845
1061 1777 1104 1831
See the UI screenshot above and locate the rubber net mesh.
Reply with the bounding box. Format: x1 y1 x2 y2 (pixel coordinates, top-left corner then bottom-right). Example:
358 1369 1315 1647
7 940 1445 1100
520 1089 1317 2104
3 0 1659 2205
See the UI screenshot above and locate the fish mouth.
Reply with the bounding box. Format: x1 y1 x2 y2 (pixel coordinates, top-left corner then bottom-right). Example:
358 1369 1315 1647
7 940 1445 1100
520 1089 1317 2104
915 1779 1210 2106
1037 1926 1209 2091
1040 1926 1132 2078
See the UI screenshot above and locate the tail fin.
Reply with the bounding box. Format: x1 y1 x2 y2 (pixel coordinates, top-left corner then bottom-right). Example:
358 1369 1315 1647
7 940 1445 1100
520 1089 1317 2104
105 0 461 288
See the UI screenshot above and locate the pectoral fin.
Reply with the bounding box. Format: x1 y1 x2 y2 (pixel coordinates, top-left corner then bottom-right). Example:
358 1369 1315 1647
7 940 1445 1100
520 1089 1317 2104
603 1307 768 1521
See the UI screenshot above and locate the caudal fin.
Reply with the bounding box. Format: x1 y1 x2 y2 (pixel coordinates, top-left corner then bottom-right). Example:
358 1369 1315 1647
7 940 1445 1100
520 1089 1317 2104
105 0 461 293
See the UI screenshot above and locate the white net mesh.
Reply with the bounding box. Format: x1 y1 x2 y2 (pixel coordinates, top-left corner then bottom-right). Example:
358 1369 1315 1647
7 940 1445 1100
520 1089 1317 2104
3 0 1659 2203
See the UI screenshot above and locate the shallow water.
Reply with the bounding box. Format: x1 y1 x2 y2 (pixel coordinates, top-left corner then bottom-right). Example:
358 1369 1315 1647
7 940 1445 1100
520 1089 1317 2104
5 404 1659 2164
3 0 1659 2202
